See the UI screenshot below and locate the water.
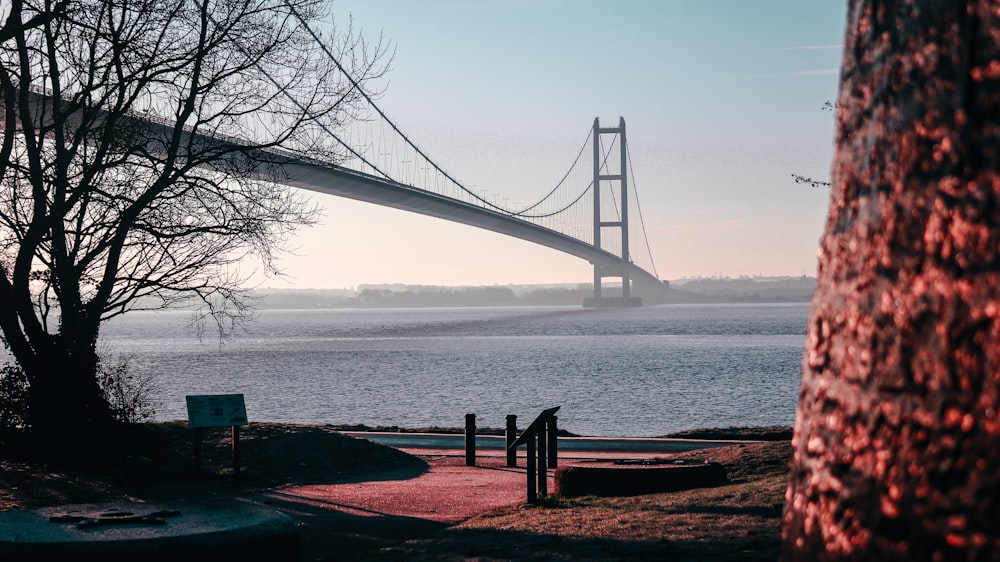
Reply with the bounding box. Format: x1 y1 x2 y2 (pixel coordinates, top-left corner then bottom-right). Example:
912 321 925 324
91 302 809 437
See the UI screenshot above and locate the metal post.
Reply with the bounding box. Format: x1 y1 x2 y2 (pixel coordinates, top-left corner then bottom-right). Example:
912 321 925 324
547 415 558 468
193 427 202 474
232 425 241 475
465 413 476 467
505 414 518 467
537 424 548 498
526 431 537 503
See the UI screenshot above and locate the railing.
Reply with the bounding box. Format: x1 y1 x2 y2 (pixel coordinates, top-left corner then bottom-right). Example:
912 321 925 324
508 406 561 504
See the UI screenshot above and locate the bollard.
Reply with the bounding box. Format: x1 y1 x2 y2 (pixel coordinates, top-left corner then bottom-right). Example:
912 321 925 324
232 425 241 475
192 427 203 474
537 423 548 497
465 413 476 466
508 406 560 504
505 414 518 467
526 432 537 503
547 415 558 468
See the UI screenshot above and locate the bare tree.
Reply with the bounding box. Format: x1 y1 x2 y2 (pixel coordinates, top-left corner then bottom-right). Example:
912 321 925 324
0 0 390 436
0 1 66 185
783 2 1000 560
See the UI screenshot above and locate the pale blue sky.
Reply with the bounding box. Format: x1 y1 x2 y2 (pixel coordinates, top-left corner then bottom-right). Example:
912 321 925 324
263 0 847 288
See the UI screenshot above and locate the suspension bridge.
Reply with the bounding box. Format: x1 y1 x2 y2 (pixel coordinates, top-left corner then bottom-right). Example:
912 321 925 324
270 114 667 306
13 15 668 307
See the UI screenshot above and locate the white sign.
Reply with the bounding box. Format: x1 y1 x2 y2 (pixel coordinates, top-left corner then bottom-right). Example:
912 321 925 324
186 394 248 428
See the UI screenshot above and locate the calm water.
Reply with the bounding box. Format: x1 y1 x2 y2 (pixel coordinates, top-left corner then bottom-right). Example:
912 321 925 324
91 303 809 437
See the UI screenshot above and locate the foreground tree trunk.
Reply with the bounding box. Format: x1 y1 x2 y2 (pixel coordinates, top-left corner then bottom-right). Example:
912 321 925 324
782 2 1000 560
20 313 112 435
26 344 111 436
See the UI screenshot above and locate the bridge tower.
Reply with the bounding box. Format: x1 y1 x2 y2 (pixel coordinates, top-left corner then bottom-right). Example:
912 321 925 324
584 117 642 307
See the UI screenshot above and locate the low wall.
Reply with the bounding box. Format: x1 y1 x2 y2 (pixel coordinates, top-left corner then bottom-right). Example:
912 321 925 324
556 462 728 497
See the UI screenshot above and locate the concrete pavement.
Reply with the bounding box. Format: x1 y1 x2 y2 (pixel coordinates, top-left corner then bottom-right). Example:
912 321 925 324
343 431 745 456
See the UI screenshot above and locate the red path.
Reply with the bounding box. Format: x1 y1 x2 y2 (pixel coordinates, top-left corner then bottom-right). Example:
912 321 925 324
268 452 529 524
262 446 667 522
243 449 544 559
246 447 664 559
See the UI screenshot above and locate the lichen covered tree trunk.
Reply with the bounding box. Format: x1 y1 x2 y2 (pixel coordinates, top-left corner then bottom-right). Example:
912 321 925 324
782 2 1000 560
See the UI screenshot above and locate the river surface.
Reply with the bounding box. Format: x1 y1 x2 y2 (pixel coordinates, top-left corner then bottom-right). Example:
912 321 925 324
88 302 810 437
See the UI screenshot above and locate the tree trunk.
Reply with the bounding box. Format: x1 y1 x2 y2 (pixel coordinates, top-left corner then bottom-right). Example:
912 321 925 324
24 338 113 440
782 2 1000 560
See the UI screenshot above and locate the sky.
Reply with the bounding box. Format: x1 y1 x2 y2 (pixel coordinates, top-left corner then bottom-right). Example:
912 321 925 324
257 0 847 289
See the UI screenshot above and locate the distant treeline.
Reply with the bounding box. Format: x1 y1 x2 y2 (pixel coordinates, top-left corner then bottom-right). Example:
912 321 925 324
252 276 816 309
355 285 595 307
668 275 816 303
253 284 595 309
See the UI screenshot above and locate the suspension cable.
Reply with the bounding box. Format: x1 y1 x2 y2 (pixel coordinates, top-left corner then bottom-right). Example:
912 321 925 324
627 144 659 278
512 126 592 215
514 181 593 219
285 3 517 212
206 9 393 181
516 127 622 220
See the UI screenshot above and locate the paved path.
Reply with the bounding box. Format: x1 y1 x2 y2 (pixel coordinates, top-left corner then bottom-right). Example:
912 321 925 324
248 437 730 560
265 454 527 524
343 431 742 453
261 443 687 523
250 452 538 560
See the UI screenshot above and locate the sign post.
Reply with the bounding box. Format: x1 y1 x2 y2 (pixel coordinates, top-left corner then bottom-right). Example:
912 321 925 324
185 394 249 475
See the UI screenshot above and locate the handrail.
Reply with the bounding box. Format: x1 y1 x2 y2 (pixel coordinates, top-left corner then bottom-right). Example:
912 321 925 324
508 406 560 503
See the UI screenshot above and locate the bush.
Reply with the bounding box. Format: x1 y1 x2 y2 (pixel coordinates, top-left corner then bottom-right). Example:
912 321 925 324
0 363 30 430
98 354 157 424
0 353 156 429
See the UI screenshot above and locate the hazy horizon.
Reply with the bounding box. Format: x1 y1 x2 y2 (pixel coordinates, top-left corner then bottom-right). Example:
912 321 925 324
254 274 816 292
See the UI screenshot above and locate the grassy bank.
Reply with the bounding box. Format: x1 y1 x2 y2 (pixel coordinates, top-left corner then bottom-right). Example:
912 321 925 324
0 421 423 511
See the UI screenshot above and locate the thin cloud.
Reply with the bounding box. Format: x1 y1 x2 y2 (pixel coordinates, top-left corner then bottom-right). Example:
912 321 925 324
784 44 842 51
787 68 840 77
667 219 750 236
735 68 840 80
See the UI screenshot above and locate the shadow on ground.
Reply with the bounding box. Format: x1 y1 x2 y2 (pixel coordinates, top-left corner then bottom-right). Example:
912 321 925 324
245 492 448 561
0 422 429 510
328 526 780 562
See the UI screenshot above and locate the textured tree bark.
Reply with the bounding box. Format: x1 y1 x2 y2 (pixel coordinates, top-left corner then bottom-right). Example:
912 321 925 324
782 2 1000 560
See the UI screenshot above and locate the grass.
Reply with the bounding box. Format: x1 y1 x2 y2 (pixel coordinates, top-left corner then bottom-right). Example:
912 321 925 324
496 475 787 541
368 464 788 561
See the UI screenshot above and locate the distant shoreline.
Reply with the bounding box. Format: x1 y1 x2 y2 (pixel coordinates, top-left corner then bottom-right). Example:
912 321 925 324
327 423 794 441
251 275 817 309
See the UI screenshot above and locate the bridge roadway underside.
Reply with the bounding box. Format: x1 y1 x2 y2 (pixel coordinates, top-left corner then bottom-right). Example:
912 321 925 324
274 159 667 302
15 89 663 302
